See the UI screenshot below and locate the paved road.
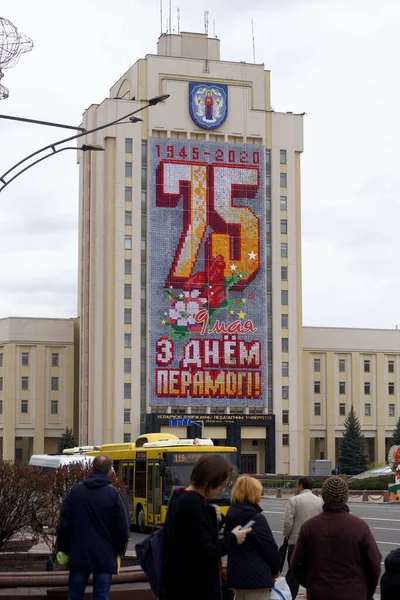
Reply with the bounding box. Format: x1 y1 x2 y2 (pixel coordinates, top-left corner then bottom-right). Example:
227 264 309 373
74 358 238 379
128 499 400 597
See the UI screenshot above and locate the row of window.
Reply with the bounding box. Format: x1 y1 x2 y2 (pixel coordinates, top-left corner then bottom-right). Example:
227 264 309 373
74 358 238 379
0 352 59 368
314 358 396 374
0 399 59 415
0 376 60 392
313 380 396 396
312 402 397 418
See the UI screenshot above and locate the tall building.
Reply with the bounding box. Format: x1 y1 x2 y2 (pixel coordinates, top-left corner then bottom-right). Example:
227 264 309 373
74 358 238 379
303 326 400 468
78 31 304 474
0 317 76 461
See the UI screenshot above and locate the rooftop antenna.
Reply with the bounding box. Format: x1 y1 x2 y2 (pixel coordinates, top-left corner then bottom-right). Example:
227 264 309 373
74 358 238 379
160 0 163 35
251 18 256 63
213 20 216 37
177 7 180 34
204 10 209 35
169 0 172 35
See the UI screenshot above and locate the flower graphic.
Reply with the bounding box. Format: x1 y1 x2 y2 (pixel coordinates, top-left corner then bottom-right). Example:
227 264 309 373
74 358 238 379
169 289 206 332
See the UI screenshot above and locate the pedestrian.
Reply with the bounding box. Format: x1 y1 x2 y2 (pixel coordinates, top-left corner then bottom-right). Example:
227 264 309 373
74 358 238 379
282 476 323 599
381 548 400 600
162 454 251 600
290 475 381 600
224 475 280 600
56 454 130 600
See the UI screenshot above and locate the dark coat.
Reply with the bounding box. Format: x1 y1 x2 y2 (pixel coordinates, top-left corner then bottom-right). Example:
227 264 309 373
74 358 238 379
291 503 382 600
56 472 130 573
224 501 280 590
162 489 237 600
381 548 400 600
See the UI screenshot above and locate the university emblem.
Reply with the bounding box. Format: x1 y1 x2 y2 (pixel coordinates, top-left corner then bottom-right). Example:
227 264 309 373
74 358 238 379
189 82 228 130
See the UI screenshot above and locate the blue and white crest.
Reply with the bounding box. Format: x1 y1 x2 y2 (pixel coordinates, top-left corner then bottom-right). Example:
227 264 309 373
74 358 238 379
189 82 228 130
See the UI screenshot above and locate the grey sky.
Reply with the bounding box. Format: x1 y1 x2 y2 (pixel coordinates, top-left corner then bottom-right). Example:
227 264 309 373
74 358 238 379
1 0 399 328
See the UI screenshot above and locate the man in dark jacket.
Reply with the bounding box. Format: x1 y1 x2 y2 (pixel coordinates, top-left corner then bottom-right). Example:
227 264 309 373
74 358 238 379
57 455 130 600
290 476 381 600
381 548 400 600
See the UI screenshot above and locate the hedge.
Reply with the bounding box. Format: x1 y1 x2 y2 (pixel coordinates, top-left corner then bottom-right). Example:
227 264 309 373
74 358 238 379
261 478 327 490
348 475 395 490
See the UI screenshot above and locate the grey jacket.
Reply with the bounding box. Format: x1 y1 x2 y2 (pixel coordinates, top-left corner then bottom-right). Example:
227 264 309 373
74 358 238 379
283 489 323 544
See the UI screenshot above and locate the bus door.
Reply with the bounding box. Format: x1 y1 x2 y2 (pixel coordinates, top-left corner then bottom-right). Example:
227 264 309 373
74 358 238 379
147 462 162 526
121 461 134 519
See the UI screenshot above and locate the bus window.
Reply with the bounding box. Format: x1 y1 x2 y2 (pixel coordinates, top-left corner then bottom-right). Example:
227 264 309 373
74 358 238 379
148 464 154 523
154 465 161 516
135 460 146 498
122 465 128 487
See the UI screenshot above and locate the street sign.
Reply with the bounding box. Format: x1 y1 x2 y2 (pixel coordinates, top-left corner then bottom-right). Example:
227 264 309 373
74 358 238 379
169 418 192 427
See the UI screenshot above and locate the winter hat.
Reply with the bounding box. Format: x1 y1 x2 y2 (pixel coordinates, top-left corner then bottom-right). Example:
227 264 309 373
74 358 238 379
321 476 349 504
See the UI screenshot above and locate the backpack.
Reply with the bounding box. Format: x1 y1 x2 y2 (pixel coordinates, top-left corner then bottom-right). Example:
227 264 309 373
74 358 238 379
135 526 164 598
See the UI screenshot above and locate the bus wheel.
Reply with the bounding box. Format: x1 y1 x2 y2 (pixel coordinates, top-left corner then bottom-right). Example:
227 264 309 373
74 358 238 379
137 505 146 533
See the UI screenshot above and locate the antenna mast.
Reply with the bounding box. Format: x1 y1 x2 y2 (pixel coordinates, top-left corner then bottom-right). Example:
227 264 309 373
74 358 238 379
160 0 163 34
204 11 209 35
251 19 256 63
177 7 180 34
169 0 172 35
213 20 216 37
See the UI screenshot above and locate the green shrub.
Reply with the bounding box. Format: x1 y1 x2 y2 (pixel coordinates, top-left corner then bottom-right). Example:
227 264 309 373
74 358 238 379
348 475 394 490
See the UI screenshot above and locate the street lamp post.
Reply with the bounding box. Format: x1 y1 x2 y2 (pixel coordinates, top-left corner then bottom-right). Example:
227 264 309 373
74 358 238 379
0 93 169 192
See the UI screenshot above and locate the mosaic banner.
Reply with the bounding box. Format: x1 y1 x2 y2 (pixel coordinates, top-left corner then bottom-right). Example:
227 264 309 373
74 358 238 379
149 138 267 407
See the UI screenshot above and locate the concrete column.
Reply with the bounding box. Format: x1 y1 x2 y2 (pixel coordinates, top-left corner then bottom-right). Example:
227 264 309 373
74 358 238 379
3 344 16 460
33 345 45 455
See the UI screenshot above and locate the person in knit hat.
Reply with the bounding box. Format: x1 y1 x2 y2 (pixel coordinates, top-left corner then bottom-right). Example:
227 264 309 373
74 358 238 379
290 476 381 600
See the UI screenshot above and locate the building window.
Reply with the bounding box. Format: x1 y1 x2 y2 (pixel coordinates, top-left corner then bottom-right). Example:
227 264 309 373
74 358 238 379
51 377 59 391
281 314 288 329
282 338 289 353
280 196 287 211
389 360 395 373
364 360 370 373
21 400 28 414
125 138 133 153
314 359 321 372
124 358 131 373
280 149 287 164
339 403 346 416
365 403 371 417
281 290 288 305
124 284 132 299
51 400 58 414
0 376 2 391
124 334 132 349
0 352 3 367
125 260 132 275
125 186 132 202
282 362 289 377
21 352 29 366
339 359 346 372
281 266 288 281
280 219 288 234
314 402 321 416
389 382 395 395
281 243 288 258
125 162 132 177
52 353 59 367
389 404 395 417
280 173 287 187
124 235 132 250
124 433 131 443
124 408 131 424
282 385 289 400
282 434 289 446
339 381 346 395
125 211 132 226
314 381 321 394
124 308 132 325
282 410 289 424
0 400 2 414
364 382 371 395
124 383 131 399
21 376 29 391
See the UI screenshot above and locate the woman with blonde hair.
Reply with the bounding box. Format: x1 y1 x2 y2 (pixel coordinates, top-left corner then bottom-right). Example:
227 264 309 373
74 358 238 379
224 476 280 600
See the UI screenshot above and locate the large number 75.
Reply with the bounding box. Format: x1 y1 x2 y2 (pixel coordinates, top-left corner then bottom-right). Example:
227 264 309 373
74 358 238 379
156 161 261 290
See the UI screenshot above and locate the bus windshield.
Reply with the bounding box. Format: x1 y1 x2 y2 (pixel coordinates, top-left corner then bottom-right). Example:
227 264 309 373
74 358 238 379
163 452 237 504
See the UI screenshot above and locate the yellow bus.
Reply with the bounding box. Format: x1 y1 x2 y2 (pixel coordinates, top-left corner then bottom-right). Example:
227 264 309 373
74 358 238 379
87 433 237 532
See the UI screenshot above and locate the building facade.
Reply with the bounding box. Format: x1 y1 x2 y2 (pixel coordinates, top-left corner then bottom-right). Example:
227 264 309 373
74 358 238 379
303 326 400 469
78 32 304 474
0 318 76 462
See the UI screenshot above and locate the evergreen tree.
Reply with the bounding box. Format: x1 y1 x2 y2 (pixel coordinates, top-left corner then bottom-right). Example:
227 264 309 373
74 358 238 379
390 417 400 448
57 428 77 454
338 406 369 476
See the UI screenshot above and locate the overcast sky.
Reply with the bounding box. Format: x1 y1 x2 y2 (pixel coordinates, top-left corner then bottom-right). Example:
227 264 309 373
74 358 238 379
1 0 399 328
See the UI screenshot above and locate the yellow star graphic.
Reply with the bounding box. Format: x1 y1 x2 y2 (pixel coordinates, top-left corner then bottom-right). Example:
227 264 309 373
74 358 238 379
242 298 247 304
229 310 235 315
161 319 167 325
237 310 246 320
